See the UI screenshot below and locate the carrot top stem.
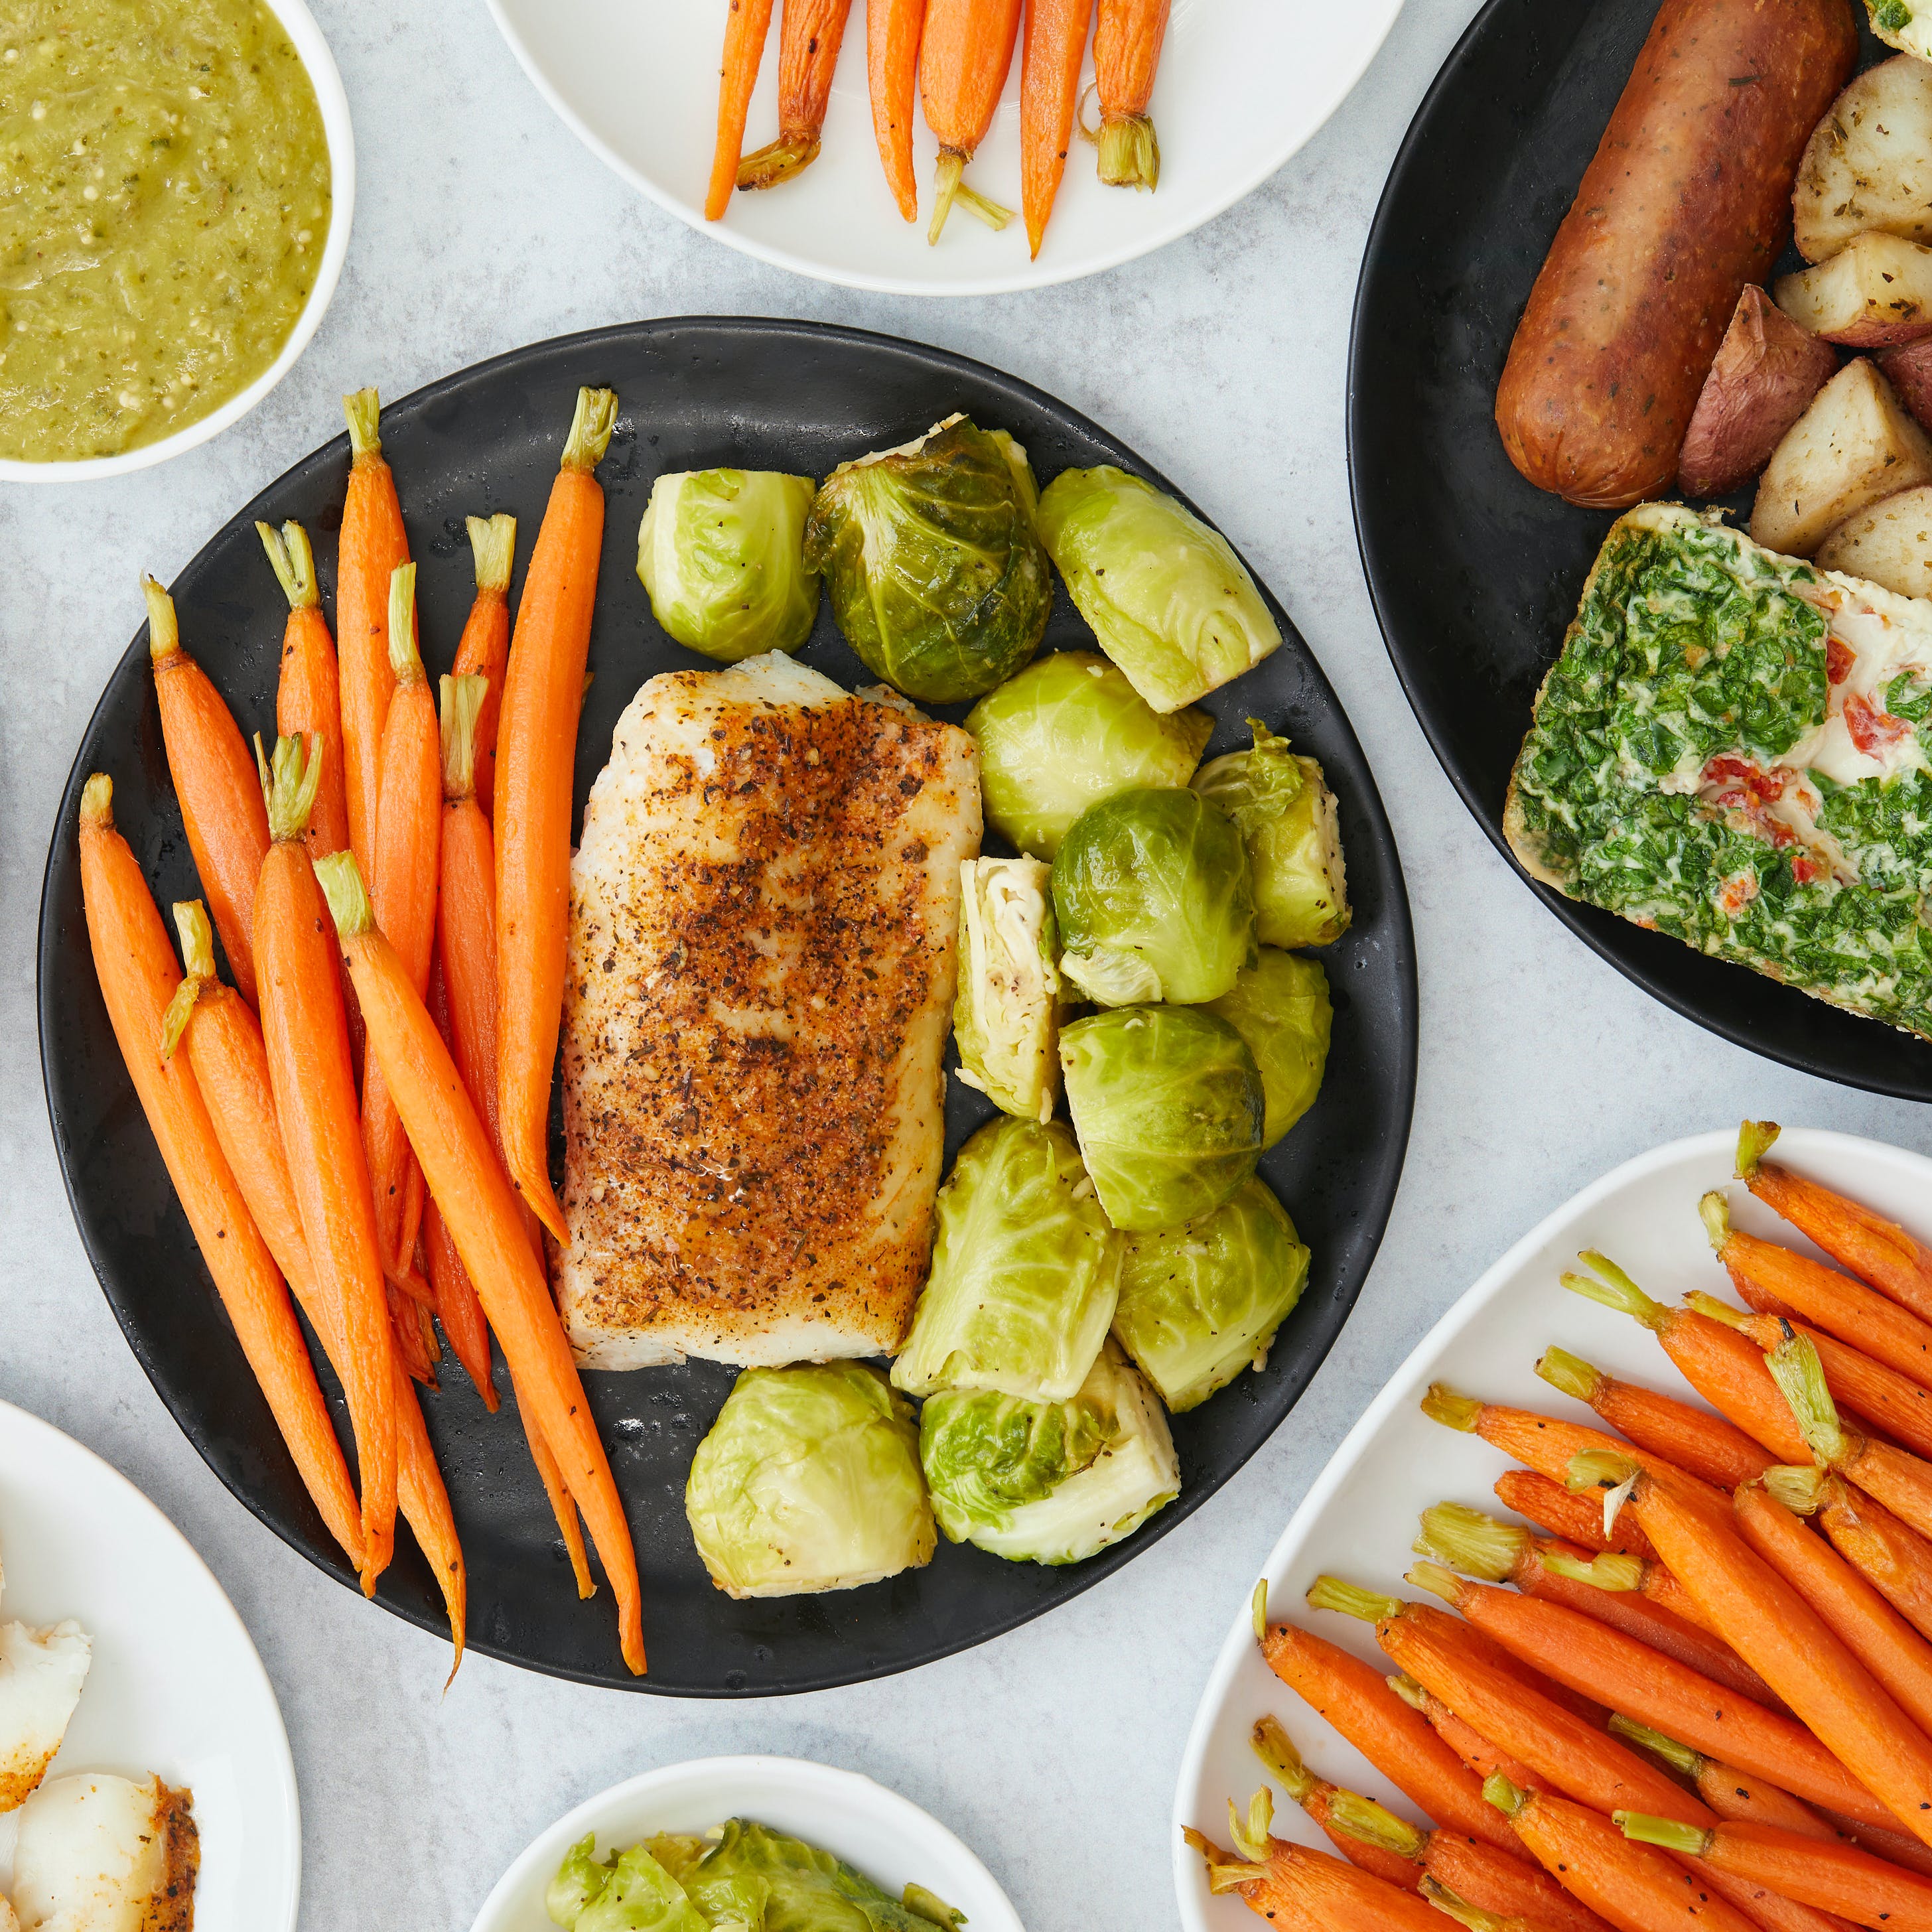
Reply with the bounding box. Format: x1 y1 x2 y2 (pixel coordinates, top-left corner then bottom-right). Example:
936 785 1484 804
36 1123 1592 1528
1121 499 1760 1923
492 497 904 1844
1614 1813 1712 1857
928 151 1014 243
1251 1578 1269 1641
1188 1828 1268 1895
1564 1448 1643 1537
388 562 423 683
466 512 516 594
1685 1292 1749 1330
1326 1788 1426 1860
1483 1774 1527 1818
344 385 381 459
561 387 619 474
82 772 113 825
256 520 319 610
1608 1715 1704 1779
1764 1328 1848 1463
1736 1121 1781 1179
1414 1501 1527 1582
260 732 322 843
160 900 216 1058
1406 1558 1470 1605
1387 1672 1427 1711
1535 1345 1604 1403
1420 1878 1517 1932
439 674 486 801
1762 1463 1828 1514
737 134 821 190
1422 1383 1483 1431
143 575 178 661
1307 1574 1403 1623
1560 1251 1666 1330
1700 1190 1734 1253
1538 1548 1644 1592
1229 1788 1273 1862
1097 111 1158 189
1251 1715 1317 1803
314 851 374 937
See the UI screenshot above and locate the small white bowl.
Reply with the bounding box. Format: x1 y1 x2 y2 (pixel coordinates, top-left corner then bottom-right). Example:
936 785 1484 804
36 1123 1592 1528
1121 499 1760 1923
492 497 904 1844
468 1756 1026 1932
0 0 354 485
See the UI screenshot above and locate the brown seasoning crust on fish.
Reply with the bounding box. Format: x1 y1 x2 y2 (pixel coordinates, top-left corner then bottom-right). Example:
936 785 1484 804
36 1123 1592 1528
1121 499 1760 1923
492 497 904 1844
147 1779 199 1932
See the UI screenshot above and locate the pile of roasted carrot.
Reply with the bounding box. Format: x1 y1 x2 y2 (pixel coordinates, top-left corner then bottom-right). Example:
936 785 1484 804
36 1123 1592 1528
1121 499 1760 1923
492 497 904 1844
80 383 643 1678
707 0 1170 255
1194 1123 1932 1932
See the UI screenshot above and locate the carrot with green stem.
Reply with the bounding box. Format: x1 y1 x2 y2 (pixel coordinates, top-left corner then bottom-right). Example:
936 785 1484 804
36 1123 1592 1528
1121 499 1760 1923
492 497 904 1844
260 521 351 864
1608 1717 1848 1842
707 0 778 219
1737 1122 1932 1325
1566 1447 1932 1844
1020 0 1094 257
1766 1464 1932 1647
868 0 925 218
920 0 1020 242
452 515 515 827
144 577 270 1006
494 388 616 1244
1247 1715 1424 1888
1493 1468 1655 1557
736 0 855 189
316 850 643 1673
1386 1674 1544 1791
1091 0 1167 189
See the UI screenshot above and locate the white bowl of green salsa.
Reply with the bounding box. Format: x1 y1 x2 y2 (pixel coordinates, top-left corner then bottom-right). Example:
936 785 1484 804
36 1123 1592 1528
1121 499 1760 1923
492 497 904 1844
0 0 352 480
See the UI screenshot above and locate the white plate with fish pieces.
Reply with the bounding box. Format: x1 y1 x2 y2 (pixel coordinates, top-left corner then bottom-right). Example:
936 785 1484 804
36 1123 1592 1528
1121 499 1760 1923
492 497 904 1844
1168 1125 1932 1931
483 0 1406 295
0 1401 298 1932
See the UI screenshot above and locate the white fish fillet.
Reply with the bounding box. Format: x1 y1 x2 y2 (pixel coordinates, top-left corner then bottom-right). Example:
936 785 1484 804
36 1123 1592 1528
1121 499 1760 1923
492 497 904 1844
13 1772 197 1932
559 654 981 1368
0 1620 90 1812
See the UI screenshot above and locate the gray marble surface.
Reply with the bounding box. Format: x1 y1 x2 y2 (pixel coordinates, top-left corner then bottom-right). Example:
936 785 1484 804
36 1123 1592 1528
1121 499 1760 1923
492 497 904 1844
5 1 1931 1927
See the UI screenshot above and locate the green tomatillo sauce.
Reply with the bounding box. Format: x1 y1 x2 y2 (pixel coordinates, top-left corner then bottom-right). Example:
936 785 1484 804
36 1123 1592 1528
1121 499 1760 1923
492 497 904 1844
0 0 330 462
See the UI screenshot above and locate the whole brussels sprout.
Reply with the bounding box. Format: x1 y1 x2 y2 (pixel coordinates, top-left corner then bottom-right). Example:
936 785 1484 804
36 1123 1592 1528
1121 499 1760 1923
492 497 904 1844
1204 949 1333 1148
954 856 1063 1123
1036 465 1281 713
636 468 819 662
685 1362 933 1598
920 1339 1179 1565
1059 1006 1264 1229
803 416 1052 704
1194 720 1350 947
1112 1179 1310 1412
891 1117 1119 1402
1052 787 1255 1006
966 650 1214 859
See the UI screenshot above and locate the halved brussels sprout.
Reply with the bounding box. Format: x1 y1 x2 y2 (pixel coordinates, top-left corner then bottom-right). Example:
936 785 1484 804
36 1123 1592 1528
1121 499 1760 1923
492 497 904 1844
890 1117 1119 1402
965 650 1215 859
1059 1005 1263 1229
954 857 1062 1123
1112 1179 1310 1412
636 468 819 663
1204 949 1332 1148
803 416 1052 704
1035 465 1281 713
671 1820 956 1932
547 1834 709 1932
1193 721 1350 947
1052 787 1255 1006
920 1338 1180 1564
685 1363 933 1598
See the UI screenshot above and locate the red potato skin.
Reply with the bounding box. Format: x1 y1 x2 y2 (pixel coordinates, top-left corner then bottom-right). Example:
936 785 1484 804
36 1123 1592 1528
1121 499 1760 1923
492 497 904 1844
1679 287 1840 497
1880 338 1932 436
1495 0 1858 509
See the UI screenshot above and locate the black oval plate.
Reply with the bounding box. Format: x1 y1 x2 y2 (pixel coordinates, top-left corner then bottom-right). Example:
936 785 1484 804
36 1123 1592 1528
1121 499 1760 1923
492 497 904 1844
40 318 1417 1694
1349 0 1932 1099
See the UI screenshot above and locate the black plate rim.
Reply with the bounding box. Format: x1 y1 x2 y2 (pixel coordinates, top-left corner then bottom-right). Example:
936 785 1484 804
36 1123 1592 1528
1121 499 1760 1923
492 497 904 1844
1345 0 1932 1104
39 314 1419 1693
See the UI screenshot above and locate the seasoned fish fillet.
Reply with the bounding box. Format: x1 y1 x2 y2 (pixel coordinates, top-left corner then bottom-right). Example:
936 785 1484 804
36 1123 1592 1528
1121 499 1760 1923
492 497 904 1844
0 1617 90 1812
559 653 981 1368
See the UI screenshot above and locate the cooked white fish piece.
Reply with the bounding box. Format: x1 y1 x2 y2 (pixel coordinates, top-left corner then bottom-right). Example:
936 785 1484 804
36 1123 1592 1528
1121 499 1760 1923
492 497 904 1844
560 652 981 1368
0 1620 90 1811
13 1771 198 1932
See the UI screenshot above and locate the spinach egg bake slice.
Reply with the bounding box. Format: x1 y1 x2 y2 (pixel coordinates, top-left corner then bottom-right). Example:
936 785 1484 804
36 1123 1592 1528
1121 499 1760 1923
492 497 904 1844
1506 503 1932 1039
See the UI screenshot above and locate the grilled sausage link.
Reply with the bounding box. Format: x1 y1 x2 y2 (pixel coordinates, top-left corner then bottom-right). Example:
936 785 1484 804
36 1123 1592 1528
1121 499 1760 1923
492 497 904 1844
1495 0 1856 510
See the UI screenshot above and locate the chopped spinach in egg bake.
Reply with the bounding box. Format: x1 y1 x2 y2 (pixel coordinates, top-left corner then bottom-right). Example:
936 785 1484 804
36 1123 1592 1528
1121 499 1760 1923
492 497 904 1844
1506 503 1932 1040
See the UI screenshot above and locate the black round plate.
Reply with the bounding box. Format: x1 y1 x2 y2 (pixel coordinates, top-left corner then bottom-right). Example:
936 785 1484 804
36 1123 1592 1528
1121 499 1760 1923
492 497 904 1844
40 318 1417 1694
1349 0 1932 1099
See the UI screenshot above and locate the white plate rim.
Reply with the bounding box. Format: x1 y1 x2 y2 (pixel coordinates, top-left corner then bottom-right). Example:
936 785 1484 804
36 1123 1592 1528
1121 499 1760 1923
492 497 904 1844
1164 1125 1932 1929
478 0 1407 297
466 1754 1026 1932
0 1397 300 1932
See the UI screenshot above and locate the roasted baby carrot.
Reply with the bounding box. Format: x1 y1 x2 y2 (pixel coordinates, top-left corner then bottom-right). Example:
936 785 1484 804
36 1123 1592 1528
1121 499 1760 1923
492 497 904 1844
1608 1717 1846 1844
452 514 515 827
707 0 778 219
1536 1344 1774 1489
316 851 643 1674
1249 1716 1422 1888
144 577 270 1006
423 961 494 1408
1387 1675 1542 1792
80 809 360 1570
253 735 397 1589
920 0 1021 242
868 0 926 218
1738 1121 1932 1324
1092 0 1168 189
494 387 616 1245
737 0 855 188
1493 1468 1655 1557
259 521 350 862
1020 0 1094 257
1767 1463 1932 1646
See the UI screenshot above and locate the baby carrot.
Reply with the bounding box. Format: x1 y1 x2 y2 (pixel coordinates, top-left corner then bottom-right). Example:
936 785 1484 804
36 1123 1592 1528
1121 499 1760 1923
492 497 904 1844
868 0 926 218
1738 1121 1932 1324
1536 1344 1774 1489
452 515 515 827
1387 1675 1542 1791
737 0 855 189
1493 1468 1655 1557
144 578 269 1006
259 521 350 862
494 387 616 1245
1767 1464 1932 1646
920 0 1020 241
80 801 360 1571
317 851 643 1674
1092 0 1167 189
253 734 397 1590
1249 1716 1422 1888
1020 0 1094 257
707 0 778 219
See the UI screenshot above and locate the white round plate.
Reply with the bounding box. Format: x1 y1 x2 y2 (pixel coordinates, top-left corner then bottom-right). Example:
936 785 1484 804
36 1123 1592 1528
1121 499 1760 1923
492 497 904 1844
0 1401 299 1931
1168 1126 1932 1930
482 0 1405 295
470 1755 1026 1932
